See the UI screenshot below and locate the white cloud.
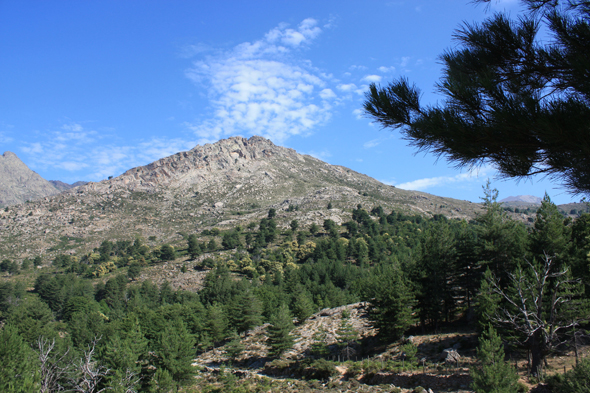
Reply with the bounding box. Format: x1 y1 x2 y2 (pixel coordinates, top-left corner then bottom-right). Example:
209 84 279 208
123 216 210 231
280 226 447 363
363 135 393 148
378 66 395 73
56 161 89 171
337 83 357 92
352 109 363 119
0 132 13 144
304 150 332 160
357 84 370 94
362 74 382 83
265 18 322 47
363 139 381 148
20 123 197 181
185 18 333 144
61 123 83 132
319 88 336 100
400 57 410 67
396 166 493 191
55 123 97 143
349 65 368 71
21 142 44 154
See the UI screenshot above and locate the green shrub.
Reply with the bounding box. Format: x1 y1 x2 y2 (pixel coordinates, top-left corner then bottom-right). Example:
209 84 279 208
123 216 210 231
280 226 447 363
552 358 590 393
304 359 339 380
202 258 215 268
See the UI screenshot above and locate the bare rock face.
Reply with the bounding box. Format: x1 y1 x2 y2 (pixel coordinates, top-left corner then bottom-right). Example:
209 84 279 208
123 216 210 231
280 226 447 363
86 136 307 192
0 152 60 207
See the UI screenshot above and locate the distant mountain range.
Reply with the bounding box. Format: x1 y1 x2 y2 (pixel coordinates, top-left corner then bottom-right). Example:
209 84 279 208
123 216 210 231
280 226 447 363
499 195 543 204
49 180 88 192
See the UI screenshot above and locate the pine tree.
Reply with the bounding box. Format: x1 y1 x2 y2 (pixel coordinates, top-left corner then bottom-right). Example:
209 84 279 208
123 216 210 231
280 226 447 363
0 324 40 393
529 194 569 267
310 329 331 358
416 220 458 328
227 289 263 333
224 331 245 363
156 318 195 388
476 269 501 331
148 368 174 393
291 287 315 323
474 183 527 286
159 245 176 261
207 239 217 252
187 234 201 259
363 0 590 195
336 318 359 361
365 265 417 340
471 325 519 393
101 314 148 389
267 303 294 357
206 304 228 343
127 262 142 281
558 357 590 393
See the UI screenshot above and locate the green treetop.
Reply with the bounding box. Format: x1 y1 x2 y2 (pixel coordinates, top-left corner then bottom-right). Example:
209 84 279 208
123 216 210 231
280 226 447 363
364 0 590 195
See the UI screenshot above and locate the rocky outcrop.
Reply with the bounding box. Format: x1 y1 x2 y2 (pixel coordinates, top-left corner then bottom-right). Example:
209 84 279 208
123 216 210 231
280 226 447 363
82 136 310 194
0 152 60 207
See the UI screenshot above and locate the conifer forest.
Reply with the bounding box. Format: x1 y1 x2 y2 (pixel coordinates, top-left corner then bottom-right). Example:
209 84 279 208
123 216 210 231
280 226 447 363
1 186 589 392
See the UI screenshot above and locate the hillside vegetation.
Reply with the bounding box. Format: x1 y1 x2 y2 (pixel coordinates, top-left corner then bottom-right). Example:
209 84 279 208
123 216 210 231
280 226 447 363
1 183 589 392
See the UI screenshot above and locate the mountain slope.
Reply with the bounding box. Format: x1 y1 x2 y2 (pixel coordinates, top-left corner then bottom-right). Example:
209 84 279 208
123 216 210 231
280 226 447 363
0 136 483 260
0 151 60 207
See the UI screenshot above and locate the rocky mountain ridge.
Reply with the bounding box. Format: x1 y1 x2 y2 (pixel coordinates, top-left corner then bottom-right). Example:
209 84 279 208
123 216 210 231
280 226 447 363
499 195 542 204
0 136 483 260
0 151 61 207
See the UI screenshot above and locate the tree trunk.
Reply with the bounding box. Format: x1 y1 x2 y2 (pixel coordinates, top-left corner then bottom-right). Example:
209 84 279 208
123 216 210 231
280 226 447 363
530 333 543 377
574 329 579 366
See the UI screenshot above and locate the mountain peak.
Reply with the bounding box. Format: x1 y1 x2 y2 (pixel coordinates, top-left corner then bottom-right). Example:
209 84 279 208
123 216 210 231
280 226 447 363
2 151 18 159
499 195 542 204
88 135 304 191
0 151 60 207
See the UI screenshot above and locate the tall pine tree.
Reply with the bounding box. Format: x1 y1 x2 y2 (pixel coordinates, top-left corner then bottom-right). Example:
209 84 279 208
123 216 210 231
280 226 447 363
267 303 294 357
0 324 40 393
471 325 519 393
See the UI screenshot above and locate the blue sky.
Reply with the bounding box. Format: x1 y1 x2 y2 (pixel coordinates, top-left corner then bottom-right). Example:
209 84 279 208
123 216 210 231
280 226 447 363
0 0 580 204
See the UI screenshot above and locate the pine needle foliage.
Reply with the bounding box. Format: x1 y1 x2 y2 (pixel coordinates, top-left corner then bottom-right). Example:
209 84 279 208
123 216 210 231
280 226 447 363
471 325 519 393
267 303 295 357
364 0 590 195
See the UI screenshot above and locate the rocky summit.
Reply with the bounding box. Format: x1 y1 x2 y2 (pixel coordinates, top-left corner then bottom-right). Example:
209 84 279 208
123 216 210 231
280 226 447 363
0 151 60 207
0 136 482 260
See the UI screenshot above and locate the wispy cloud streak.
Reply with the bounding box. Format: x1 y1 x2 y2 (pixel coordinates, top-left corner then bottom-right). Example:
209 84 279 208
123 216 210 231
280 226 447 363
20 123 196 181
396 166 493 191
